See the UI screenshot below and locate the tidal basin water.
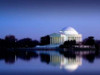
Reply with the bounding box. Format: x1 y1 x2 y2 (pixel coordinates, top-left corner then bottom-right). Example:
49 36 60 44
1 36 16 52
0 49 100 75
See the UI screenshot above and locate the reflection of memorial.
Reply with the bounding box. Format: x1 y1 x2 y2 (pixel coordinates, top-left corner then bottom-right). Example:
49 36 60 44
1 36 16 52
50 54 82 72
60 56 82 72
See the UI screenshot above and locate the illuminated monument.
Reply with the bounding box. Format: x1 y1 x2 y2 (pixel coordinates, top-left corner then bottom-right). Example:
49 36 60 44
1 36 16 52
50 27 82 44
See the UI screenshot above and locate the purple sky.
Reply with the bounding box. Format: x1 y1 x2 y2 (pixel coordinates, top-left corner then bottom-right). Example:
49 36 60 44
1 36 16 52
0 0 100 40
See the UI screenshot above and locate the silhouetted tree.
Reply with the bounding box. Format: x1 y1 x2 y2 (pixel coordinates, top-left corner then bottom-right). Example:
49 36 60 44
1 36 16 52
0 38 6 48
95 43 100 50
5 35 17 42
83 36 95 46
16 38 39 48
59 40 76 48
4 35 17 48
95 40 100 50
40 35 50 45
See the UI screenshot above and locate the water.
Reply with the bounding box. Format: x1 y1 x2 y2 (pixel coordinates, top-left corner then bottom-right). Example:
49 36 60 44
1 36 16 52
0 49 100 75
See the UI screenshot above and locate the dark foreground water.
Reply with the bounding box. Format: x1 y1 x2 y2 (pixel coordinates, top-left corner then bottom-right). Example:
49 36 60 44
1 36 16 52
0 49 100 75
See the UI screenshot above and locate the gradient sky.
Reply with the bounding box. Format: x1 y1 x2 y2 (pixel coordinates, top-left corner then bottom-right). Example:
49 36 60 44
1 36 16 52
0 0 100 40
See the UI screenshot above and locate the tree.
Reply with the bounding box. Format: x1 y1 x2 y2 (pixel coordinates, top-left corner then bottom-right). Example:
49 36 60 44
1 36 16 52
59 40 76 48
83 36 95 46
5 35 17 48
0 38 5 48
5 35 17 42
40 35 50 45
16 38 39 48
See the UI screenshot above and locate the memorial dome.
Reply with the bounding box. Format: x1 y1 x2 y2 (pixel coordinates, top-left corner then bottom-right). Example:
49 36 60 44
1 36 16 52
60 27 79 35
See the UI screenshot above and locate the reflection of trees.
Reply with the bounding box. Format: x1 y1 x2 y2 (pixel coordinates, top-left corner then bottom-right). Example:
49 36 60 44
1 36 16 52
84 54 95 63
40 54 50 64
39 50 100 66
0 49 16 64
0 48 100 68
59 49 98 63
0 48 38 64
17 51 38 61
59 50 76 58
63 52 76 59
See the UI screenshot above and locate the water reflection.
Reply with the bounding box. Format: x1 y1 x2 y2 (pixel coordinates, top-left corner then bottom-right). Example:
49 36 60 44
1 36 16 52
0 48 100 72
38 51 82 72
0 49 38 64
60 56 82 72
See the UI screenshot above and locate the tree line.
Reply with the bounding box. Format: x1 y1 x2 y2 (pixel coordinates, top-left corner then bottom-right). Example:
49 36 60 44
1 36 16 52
0 35 50 49
0 35 100 50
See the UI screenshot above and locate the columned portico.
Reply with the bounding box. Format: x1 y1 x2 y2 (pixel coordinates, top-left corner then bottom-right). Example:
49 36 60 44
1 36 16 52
50 36 64 44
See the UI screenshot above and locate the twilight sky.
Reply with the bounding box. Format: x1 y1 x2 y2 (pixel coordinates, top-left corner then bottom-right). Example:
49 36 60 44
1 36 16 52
0 0 100 40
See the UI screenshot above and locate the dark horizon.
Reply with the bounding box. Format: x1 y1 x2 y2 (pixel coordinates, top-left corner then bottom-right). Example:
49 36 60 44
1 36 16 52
0 0 100 40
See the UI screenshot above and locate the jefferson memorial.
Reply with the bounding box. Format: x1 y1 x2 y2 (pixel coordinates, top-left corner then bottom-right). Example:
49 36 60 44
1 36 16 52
50 27 82 44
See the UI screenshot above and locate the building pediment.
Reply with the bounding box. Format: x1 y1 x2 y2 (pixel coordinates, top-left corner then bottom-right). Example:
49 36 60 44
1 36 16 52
50 33 61 37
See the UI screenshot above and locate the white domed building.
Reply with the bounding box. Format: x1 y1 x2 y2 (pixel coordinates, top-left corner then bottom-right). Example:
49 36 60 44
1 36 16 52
50 27 82 44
